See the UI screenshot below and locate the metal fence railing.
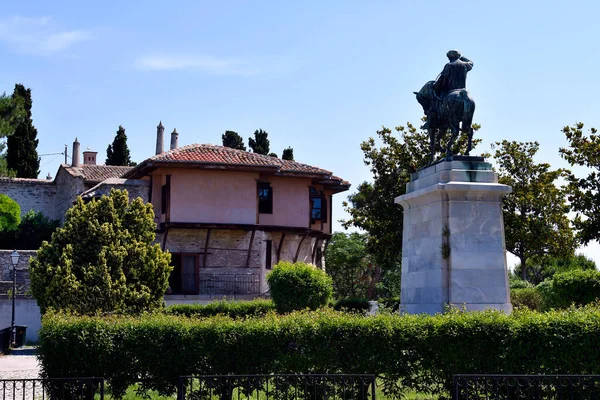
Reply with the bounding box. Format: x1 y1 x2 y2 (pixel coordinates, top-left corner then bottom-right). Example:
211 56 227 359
453 374 600 400
0 378 104 400
199 274 260 297
177 374 376 400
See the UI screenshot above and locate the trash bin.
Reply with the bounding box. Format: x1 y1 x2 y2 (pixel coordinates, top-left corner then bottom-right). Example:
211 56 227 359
14 325 27 348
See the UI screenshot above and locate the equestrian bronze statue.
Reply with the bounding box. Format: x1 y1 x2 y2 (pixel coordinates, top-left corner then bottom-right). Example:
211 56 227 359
414 50 476 164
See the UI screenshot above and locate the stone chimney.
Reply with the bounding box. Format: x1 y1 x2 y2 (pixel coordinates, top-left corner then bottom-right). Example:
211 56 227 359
170 128 179 150
156 121 164 155
72 138 81 167
83 148 98 165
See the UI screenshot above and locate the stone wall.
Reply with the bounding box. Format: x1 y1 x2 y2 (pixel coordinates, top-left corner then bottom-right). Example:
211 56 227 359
0 178 57 220
0 250 36 294
53 167 86 222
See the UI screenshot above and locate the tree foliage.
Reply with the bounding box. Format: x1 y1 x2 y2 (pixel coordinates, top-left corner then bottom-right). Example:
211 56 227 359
6 84 39 178
0 194 20 231
512 254 596 285
106 125 136 166
325 232 371 299
221 130 246 151
493 140 576 281
559 122 600 244
248 129 270 155
282 147 294 160
30 189 172 315
342 123 481 296
0 210 60 249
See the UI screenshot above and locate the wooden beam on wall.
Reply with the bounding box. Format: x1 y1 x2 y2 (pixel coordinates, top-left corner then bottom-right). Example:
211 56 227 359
245 229 256 268
293 234 308 263
202 228 212 268
276 232 286 262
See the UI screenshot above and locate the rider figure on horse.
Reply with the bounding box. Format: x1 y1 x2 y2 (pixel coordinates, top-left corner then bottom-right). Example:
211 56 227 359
422 50 473 130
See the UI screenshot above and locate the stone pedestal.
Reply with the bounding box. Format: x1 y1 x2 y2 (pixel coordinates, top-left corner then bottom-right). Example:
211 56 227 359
394 158 512 314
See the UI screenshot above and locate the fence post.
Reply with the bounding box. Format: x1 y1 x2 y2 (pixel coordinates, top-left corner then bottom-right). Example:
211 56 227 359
177 376 185 400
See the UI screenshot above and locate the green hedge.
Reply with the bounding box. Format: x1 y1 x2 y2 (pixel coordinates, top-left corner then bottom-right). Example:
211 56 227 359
510 288 543 310
551 269 600 309
38 307 600 399
332 298 371 314
165 299 275 318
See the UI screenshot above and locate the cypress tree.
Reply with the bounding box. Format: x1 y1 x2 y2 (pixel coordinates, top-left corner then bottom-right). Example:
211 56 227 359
6 84 40 178
106 125 136 166
282 147 294 160
248 129 270 155
222 130 246 150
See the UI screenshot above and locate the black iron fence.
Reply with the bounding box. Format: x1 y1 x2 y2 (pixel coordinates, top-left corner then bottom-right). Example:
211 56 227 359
199 274 260 297
0 378 104 400
177 374 376 400
453 374 600 400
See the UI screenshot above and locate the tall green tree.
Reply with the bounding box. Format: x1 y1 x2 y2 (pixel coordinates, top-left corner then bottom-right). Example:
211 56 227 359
0 92 25 177
106 125 136 166
248 129 270 155
282 147 294 160
513 254 596 285
6 84 39 178
342 123 481 296
222 130 246 151
559 123 600 244
493 140 576 281
29 189 172 315
0 194 20 231
325 232 371 298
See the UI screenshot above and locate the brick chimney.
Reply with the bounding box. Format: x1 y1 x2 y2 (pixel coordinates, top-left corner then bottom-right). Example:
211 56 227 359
83 148 98 165
156 121 164 155
170 128 179 150
72 138 81 167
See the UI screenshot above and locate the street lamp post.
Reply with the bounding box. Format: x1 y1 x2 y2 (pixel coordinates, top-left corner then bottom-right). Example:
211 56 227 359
10 250 20 347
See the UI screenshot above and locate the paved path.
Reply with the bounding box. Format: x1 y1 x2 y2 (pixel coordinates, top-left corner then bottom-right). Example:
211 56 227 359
0 350 40 379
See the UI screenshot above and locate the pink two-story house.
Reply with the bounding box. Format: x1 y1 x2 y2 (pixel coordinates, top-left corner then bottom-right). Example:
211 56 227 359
120 124 350 299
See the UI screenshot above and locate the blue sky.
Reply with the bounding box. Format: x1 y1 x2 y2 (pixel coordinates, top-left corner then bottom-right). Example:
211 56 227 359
1 0 599 266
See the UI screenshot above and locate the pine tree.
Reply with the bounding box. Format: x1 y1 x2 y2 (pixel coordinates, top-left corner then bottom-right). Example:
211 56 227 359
248 129 270 155
222 130 246 150
106 125 136 166
282 147 294 160
6 84 40 178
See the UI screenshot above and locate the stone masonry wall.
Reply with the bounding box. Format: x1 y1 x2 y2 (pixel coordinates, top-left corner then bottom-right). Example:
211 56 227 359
53 167 86 222
0 178 57 220
0 250 36 295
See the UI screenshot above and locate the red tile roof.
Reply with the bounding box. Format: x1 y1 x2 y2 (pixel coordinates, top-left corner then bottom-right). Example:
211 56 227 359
64 164 134 183
123 144 350 190
148 144 332 175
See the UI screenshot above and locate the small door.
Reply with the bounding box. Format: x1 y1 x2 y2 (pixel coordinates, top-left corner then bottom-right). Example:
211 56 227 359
181 255 198 294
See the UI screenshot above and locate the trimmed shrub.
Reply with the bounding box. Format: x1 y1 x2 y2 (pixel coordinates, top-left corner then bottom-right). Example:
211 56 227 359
39 307 600 399
551 269 600 308
267 261 333 313
510 288 543 310
379 296 400 312
509 276 534 289
165 299 275 318
332 298 370 314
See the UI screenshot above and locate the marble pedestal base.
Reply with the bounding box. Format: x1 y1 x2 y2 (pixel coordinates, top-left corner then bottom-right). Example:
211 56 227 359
394 158 513 314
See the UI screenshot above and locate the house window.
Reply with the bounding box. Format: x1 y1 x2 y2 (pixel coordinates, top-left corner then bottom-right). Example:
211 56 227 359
161 184 167 215
310 187 327 223
258 182 273 214
169 254 199 294
265 240 272 270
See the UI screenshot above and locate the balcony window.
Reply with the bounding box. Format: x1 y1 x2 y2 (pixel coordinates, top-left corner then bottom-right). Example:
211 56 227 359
310 187 327 223
258 182 273 214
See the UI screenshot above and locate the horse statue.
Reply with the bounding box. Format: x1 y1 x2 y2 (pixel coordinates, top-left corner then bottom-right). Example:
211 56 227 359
414 80 475 164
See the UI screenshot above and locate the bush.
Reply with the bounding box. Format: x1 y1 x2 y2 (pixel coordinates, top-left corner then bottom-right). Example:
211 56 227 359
378 296 400 312
0 193 20 231
0 210 59 250
550 269 600 309
267 261 333 313
509 276 534 289
332 297 370 314
510 288 543 310
165 299 275 318
30 189 171 315
39 306 600 399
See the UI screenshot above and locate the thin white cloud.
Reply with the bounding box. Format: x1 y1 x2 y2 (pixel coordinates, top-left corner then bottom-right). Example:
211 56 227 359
135 54 259 75
0 16 90 55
